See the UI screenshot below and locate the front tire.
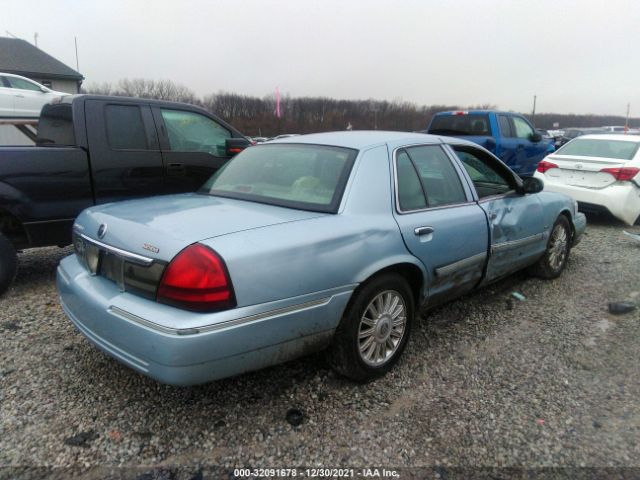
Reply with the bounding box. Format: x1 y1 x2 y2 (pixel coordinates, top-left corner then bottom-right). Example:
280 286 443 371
330 273 414 382
529 215 571 279
0 233 17 296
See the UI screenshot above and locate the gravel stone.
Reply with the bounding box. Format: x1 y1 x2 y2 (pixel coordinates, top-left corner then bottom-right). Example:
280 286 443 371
1 219 639 471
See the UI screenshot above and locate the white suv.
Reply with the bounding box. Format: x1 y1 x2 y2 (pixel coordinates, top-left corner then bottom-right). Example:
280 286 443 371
0 73 68 118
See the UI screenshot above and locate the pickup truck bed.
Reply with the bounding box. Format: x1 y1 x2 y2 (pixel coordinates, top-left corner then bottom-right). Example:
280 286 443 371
0 94 250 294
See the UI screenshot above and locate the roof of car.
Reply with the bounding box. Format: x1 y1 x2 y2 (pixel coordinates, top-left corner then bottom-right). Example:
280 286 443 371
573 134 640 142
268 130 463 150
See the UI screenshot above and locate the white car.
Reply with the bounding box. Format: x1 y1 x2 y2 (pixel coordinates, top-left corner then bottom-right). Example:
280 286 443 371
0 73 68 118
534 134 640 225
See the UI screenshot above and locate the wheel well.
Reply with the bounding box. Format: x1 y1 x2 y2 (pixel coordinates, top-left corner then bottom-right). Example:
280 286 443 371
559 209 575 241
0 209 27 247
362 263 424 307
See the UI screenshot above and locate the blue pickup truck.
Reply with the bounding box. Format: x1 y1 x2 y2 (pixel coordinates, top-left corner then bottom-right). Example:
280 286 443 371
427 110 554 176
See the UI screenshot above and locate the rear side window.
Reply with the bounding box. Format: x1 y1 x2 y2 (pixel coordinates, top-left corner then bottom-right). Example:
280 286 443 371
429 114 491 136
105 105 148 150
396 151 427 211
396 145 467 211
161 109 231 156
37 104 75 146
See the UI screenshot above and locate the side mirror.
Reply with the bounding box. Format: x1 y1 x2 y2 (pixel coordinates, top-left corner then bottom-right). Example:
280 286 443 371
530 132 543 142
225 137 251 156
40 87 49 93
520 176 544 194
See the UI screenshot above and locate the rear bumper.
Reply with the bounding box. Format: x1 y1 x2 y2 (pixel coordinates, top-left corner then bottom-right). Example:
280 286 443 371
536 172 640 225
57 255 353 386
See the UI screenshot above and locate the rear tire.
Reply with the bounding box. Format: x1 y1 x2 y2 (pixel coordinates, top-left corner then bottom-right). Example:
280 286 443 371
0 233 17 296
330 273 414 382
529 215 571 279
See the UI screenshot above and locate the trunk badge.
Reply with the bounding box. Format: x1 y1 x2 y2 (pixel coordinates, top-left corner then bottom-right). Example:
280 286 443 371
143 243 160 254
97 224 107 239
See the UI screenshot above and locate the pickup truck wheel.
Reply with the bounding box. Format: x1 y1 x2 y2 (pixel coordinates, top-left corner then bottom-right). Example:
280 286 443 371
330 273 414 382
529 215 571 279
0 233 17 296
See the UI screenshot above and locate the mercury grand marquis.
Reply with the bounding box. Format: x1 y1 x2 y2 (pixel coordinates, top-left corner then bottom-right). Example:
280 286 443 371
57 131 586 385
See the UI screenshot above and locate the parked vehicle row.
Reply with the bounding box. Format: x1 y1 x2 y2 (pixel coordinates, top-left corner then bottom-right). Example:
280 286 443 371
58 131 585 385
0 95 251 294
426 110 553 176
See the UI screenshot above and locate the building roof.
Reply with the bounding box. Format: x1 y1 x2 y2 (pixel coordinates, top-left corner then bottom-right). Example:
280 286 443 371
0 37 83 81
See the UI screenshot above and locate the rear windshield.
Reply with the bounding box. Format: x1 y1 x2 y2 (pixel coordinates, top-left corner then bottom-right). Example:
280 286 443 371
37 104 75 146
556 138 640 160
429 114 491 136
200 144 358 213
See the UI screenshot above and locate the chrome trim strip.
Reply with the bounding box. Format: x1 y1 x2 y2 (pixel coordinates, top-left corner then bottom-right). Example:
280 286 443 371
80 234 154 265
491 233 544 253
108 296 332 336
435 252 487 277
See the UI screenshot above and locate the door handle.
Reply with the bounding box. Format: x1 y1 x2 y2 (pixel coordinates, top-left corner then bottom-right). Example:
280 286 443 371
14 94 24 98
166 163 185 175
414 226 434 236
517 144 524 150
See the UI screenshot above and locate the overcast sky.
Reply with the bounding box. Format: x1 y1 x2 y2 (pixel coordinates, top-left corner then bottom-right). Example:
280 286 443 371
4 0 640 115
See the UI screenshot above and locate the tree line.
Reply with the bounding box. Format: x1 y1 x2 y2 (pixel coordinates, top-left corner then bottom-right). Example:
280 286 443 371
84 79 639 136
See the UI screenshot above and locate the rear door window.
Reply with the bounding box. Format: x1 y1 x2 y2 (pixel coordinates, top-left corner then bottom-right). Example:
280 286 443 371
105 105 148 150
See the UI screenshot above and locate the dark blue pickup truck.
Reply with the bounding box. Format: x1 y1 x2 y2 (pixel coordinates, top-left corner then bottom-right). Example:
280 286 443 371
427 110 553 176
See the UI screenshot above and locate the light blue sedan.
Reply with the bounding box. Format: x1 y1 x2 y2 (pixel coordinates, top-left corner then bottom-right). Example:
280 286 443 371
57 131 586 385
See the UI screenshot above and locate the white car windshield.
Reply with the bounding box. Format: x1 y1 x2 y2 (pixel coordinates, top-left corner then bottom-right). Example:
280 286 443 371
556 138 640 160
200 144 358 213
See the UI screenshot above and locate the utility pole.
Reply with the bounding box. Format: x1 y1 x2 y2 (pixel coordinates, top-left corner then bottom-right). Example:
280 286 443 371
74 36 80 72
531 95 537 125
625 103 630 132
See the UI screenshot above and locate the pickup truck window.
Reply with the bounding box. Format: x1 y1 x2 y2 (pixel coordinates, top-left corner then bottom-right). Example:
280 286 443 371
161 109 231 156
37 104 75 146
512 116 535 139
453 147 514 198
429 114 491 136
498 115 513 137
403 145 467 208
105 105 148 150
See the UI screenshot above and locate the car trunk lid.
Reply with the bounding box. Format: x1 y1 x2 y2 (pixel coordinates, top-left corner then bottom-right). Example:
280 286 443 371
544 154 631 189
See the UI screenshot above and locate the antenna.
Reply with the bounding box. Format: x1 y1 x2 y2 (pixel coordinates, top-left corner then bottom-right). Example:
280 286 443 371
74 36 80 72
34 32 39 47
5 30 18 38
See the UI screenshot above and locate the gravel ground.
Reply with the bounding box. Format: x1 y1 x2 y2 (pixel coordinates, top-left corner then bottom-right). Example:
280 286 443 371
1 216 639 477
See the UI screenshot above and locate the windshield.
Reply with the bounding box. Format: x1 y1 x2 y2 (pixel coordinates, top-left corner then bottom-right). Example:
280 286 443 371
200 144 358 213
429 114 491 136
556 138 640 160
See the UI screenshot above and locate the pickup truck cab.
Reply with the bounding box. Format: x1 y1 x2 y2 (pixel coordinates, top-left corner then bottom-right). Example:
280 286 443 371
427 110 553 176
0 95 250 294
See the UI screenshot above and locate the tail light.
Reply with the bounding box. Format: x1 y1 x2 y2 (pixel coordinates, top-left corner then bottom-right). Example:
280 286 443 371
157 244 236 312
537 160 558 173
599 166 640 182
